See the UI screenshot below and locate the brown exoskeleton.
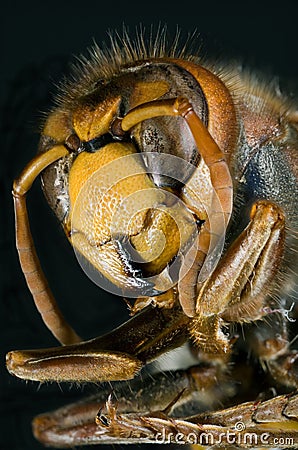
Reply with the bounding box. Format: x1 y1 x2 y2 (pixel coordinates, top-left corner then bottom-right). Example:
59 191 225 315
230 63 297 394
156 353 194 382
6 30 298 448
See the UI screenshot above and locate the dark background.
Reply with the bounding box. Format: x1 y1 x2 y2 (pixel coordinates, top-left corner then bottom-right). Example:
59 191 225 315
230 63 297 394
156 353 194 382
1 2 298 450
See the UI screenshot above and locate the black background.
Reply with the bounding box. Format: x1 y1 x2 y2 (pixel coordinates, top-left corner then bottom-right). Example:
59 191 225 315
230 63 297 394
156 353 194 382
1 2 298 450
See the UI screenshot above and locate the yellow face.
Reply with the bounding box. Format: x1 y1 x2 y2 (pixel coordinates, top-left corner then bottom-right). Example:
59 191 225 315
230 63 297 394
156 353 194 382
41 61 211 298
67 137 201 295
